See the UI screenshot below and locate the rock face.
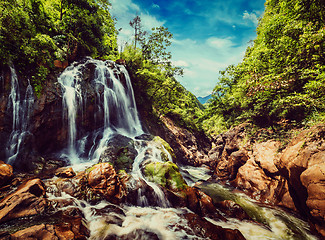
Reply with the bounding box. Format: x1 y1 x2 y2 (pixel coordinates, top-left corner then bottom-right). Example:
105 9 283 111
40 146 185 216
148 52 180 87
0 178 47 223
141 114 212 167
209 123 325 237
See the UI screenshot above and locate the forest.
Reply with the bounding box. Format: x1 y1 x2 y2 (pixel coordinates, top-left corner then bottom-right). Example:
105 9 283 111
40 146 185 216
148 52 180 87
202 0 325 136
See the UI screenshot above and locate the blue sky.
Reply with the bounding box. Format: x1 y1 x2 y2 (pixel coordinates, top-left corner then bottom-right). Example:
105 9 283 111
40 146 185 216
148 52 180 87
110 0 265 97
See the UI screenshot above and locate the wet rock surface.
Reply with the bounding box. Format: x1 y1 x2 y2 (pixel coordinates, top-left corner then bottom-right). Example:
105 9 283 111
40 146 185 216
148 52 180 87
0 161 13 187
208 123 325 237
0 178 47 224
78 163 127 204
184 212 246 240
99 135 137 173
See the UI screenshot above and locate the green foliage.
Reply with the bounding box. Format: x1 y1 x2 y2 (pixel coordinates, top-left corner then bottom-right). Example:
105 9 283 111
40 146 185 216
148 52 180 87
0 0 117 94
121 43 203 132
204 0 325 133
32 65 49 98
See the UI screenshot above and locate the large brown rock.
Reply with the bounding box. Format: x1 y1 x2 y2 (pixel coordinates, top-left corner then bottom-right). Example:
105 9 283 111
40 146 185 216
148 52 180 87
80 163 126 203
10 216 89 240
301 163 325 219
0 178 47 223
11 224 58 240
0 161 13 187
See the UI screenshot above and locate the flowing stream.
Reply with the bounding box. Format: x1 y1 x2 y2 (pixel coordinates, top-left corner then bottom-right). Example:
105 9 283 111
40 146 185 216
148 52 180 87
3 59 319 239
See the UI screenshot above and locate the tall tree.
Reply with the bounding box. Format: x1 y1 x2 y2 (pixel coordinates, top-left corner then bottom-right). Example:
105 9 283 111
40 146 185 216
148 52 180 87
129 15 146 49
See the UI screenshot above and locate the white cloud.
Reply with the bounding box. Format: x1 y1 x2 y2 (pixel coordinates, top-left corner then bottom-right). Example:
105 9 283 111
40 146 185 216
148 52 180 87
152 3 160 9
171 35 249 97
171 38 197 46
110 0 140 15
206 37 234 50
173 60 189 67
140 13 166 31
243 10 259 25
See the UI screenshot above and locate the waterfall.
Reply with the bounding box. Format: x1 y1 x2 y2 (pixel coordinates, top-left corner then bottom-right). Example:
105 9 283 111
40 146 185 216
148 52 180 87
6 66 34 165
58 58 143 164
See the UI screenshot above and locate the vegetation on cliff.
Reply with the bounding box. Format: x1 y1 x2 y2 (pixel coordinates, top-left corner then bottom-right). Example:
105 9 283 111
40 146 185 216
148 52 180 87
203 0 325 136
0 0 117 95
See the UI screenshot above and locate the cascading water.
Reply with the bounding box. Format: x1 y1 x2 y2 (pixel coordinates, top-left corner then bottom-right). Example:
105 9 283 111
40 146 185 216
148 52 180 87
58 58 143 165
197 182 318 240
6 66 34 165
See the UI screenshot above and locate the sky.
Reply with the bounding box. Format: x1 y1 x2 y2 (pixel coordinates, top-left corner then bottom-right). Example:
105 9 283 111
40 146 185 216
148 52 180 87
109 0 266 97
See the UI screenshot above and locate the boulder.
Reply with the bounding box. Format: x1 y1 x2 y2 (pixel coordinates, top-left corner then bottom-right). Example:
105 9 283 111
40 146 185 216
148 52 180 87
0 161 13 187
301 163 325 220
184 213 246 240
215 200 251 221
99 135 137 173
11 224 58 240
152 136 176 161
143 161 186 191
0 178 47 223
55 167 76 178
79 163 126 203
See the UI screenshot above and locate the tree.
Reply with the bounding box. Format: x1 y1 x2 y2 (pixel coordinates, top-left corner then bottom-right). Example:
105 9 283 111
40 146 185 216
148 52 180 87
142 26 172 64
129 15 146 49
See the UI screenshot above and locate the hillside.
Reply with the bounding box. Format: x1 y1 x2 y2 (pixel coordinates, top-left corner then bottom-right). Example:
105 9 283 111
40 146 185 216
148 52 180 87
203 0 325 136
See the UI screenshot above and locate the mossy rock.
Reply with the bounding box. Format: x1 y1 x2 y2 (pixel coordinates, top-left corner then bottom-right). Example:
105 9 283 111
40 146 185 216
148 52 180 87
143 161 187 191
153 136 176 161
99 134 137 172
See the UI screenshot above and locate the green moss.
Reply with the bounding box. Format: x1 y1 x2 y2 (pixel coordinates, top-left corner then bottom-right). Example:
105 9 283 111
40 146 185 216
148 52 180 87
144 161 186 191
153 136 176 161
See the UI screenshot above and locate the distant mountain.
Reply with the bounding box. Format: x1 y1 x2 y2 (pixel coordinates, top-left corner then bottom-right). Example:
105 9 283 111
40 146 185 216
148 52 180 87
197 94 212 104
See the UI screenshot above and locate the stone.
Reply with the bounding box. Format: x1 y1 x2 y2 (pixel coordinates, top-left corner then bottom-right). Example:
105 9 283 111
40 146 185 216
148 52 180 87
0 178 47 223
55 167 76 178
184 213 246 240
0 161 13 187
301 163 325 220
83 163 126 203
99 135 137 173
11 224 58 240
143 161 186 191
215 200 251 220
253 141 280 174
